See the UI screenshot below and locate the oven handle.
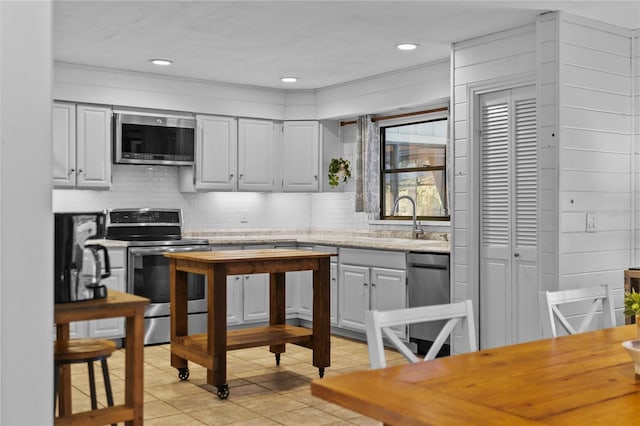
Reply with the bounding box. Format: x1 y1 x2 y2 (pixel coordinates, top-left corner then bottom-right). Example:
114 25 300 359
128 245 209 256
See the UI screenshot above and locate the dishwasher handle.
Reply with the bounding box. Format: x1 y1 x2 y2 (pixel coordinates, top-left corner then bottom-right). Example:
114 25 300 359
409 263 448 270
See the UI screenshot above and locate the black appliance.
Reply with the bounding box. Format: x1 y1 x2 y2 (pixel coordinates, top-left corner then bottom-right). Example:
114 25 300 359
105 208 210 345
113 111 196 166
54 212 111 303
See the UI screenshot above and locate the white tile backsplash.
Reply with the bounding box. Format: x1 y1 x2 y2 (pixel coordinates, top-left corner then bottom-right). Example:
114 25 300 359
52 164 366 231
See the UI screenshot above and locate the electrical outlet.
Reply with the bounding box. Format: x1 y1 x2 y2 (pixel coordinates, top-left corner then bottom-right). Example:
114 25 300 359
240 210 248 223
586 212 596 233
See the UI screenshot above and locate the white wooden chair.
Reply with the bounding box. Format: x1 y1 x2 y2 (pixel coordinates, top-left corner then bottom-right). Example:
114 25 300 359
538 284 616 338
364 300 477 369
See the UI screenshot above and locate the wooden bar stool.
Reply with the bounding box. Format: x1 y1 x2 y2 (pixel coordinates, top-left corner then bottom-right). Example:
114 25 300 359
54 338 117 422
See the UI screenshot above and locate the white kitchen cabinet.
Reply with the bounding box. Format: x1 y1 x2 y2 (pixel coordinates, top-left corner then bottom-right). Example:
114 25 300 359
298 245 338 325
242 274 270 322
212 245 271 324
238 118 275 192
52 102 77 188
208 246 246 325
226 275 244 325
88 247 126 339
195 114 238 191
60 247 126 340
53 102 112 189
338 249 407 337
282 121 319 192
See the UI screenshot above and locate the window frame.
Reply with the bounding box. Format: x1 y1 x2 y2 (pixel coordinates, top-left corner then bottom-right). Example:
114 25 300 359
379 109 450 222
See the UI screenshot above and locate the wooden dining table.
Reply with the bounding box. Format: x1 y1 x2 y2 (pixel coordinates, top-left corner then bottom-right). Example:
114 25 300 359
311 324 640 425
54 290 149 426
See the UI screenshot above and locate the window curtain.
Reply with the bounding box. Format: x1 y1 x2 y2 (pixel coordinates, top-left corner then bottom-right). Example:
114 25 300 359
355 115 380 214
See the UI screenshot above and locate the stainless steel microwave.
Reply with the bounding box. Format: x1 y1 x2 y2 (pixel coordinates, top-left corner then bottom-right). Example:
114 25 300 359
113 112 196 166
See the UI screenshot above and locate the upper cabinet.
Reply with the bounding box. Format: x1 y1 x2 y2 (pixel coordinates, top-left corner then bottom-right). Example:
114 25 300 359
238 118 275 192
179 117 332 194
52 102 112 189
195 115 238 191
282 121 319 192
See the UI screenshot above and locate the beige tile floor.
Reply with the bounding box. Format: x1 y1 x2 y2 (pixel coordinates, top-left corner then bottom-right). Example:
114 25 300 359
62 335 407 425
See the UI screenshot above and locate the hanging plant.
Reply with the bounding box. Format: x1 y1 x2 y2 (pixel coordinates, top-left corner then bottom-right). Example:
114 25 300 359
328 157 352 187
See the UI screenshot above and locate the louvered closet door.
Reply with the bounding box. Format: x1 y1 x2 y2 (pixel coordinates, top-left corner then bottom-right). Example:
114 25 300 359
479 85 538 349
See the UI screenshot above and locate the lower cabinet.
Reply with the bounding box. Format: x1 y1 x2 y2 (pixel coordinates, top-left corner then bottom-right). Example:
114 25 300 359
213 245 272 324
338 249 407 338
298 245 338 326
66 247 126 340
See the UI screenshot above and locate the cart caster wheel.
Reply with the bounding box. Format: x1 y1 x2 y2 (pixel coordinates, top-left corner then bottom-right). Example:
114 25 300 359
319 367 325 378
216 384 230 400
275 353 281 366
178 368 190 381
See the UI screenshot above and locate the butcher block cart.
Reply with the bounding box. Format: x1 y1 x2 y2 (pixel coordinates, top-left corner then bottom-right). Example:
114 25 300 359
165 248 334 399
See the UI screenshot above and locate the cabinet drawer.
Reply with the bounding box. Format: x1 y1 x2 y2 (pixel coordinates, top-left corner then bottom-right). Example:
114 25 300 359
339 248 405 270
312 245 338 259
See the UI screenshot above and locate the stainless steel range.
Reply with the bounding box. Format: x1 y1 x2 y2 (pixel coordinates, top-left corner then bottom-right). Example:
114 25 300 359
105 208 210 345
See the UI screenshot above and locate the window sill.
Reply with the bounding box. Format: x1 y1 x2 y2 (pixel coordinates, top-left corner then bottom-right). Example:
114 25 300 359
369 219 451 228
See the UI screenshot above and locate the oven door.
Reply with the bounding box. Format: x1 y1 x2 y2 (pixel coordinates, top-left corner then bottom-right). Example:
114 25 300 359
127 245 210 318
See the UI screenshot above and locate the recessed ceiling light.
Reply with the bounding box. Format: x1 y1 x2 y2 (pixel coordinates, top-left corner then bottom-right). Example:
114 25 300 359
396 43 419 51
280 77 298 83
150 59 173 66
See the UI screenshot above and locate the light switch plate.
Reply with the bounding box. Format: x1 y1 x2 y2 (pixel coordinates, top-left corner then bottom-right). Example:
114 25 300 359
586 212 596 232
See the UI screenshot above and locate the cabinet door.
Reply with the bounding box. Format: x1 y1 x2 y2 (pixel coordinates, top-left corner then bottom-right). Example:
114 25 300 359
298 263 337 325
76 104 112 189
285 271 303 317
371 267 407 339
330 262 338 326
243 273 270 322
87 268 125 339
298 273 313 320
227 275 244 325
195 115 238 190
52 102 76 188
282 121 319 192
238 118 274 191
338 264 370 332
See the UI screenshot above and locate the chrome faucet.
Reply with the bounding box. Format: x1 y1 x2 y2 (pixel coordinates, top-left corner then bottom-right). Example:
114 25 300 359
393 195 424 239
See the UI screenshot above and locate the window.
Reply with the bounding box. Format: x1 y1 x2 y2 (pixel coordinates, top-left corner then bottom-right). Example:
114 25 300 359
380 116 449 221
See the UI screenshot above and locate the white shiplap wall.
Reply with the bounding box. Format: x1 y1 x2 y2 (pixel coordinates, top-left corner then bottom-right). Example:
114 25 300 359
634 29 640 266
453 12 636 343
451 24 537 345
556 14 633 308
537 13 560 296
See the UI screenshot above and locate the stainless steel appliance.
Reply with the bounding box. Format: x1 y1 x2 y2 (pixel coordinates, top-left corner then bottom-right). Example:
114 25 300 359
54 212 111 303
407 252 450 356
105 208 209 345
113 110 196 166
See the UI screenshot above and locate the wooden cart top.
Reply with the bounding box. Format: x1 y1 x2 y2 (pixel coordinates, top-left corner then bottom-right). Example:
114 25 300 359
164 248 336 263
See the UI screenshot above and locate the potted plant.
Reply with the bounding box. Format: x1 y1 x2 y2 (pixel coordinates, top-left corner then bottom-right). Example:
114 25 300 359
328 157 352 187
624 289 640 336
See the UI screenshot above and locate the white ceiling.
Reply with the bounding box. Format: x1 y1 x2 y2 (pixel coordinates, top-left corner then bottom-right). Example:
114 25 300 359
54 1 640 90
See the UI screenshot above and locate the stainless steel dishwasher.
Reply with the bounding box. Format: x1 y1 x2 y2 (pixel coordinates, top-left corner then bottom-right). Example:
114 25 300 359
407 252 450 355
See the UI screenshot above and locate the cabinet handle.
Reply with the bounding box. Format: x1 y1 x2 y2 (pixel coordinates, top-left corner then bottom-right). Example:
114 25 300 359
229 174 234 181
68 169 75 178
239 174 244 180
78 169 84 175
314 175 318 181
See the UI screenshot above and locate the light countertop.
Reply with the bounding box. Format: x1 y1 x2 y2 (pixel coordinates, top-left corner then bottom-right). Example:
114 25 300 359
96 231 450 254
